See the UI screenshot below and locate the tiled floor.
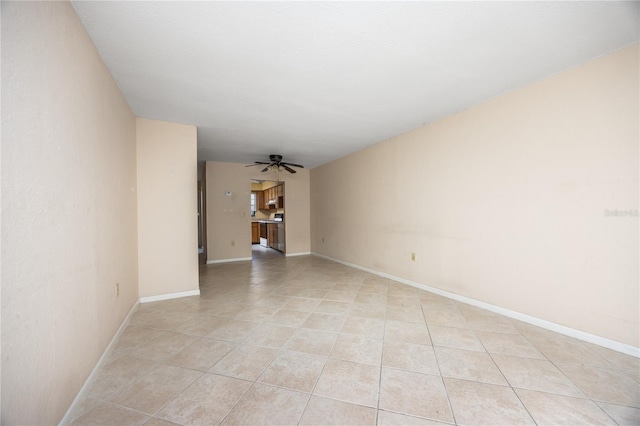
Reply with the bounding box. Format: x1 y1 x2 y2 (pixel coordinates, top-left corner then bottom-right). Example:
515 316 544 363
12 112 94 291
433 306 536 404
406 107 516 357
70 248 639 425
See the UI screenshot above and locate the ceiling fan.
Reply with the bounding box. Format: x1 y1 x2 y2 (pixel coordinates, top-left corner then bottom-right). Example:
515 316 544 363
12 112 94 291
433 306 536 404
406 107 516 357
246 154 304 174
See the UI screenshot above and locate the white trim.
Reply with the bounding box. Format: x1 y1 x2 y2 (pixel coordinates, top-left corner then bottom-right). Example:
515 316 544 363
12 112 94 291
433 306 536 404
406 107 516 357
139 289 200 304
60 301 140 425
206 257 252 264
285 252 311 257
312 252 640 358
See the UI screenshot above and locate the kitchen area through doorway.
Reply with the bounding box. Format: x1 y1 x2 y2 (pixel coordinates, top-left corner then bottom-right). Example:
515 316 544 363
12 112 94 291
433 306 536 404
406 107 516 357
250 180 285 255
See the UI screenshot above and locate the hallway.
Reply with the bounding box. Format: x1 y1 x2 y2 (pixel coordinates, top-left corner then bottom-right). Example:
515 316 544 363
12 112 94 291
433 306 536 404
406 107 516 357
69 254 639 425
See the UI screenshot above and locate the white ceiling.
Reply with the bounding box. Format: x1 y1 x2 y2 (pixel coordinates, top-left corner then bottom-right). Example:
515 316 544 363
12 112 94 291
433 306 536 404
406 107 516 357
71 1 639 169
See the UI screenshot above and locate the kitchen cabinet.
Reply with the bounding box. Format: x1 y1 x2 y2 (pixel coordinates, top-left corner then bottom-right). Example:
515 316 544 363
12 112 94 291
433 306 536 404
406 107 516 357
258 184 285 210
267 223 279 249
251 222 259 244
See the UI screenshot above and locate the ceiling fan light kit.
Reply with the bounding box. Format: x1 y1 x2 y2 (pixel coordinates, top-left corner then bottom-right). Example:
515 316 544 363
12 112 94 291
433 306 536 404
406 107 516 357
246 154 304 174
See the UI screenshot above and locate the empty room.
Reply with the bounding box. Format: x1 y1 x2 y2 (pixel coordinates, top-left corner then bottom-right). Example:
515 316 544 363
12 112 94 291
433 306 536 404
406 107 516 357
2 1 638 425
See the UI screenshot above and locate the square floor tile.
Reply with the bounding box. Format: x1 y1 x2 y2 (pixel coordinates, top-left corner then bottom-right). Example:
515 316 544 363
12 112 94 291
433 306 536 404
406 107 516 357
167 338 236 371
258 350 326 393
492 354 584 397
516 388 617 425
341 315 385 338
379 368 452 423
382 341 439 375
598 402 640 426
302 313 345 332
109 365 201 415
243 323 296 348
285 328 338 356
445 377 534 425
314 359 381 407
435 347 507 385
70 402 149 425
299 396 376 425
222 383 309 425
209 344 278 381
428 325 484 351
315 300 353 315
475 330 545 359
156 373 251 425
88 355 158 399
204 318 260 342
330 333 383 365
384 320 431 345
377 410 449 425
555 362 640 407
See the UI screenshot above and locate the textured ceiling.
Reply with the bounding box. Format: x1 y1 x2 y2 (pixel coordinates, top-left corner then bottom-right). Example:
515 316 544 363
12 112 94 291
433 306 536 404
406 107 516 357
71 1 639 169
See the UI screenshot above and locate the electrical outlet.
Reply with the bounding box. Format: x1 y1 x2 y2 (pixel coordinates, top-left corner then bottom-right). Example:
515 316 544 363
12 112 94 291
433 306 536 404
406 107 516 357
231 240 235 246
116 283 120 297
411 252 416 261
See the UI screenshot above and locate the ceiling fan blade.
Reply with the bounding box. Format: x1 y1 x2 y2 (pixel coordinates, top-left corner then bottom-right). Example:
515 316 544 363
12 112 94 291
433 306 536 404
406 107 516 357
245 161 271 167
282 164 297 174
261 166 271 172
282 162 304 168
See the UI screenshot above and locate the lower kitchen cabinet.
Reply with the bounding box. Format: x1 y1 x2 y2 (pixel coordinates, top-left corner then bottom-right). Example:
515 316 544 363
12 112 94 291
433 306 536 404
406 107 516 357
251 222 259 244
267 223 278 249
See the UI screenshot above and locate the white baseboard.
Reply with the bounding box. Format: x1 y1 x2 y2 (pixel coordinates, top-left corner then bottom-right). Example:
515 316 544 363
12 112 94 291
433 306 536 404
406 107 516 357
139 289 200 304
285 252 311 257
206 257 252 264
59 301 140 425
312 252 640 358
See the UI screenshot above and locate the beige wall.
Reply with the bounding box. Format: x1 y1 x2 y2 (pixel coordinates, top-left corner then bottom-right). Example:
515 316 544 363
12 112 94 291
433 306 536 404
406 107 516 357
311 44 639 347
136 118 199 298
2 2 139 423
206 162 311 260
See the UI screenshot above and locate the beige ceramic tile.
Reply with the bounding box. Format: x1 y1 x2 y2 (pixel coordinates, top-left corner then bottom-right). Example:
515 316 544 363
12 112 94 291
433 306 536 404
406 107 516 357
67 396 102 423
243 323 296 348
460 311 519 334
172 315 234 336
234 305 279 322
332 283 362 293
527 334 613 368
475 330 545 359
166 338 236 371
299 396 377 425
382 340 440 375
377 410 451 425
314 359 381 407
114 326 166 353
330 333 383 365
88 355 158 399
359 284 388 294
222 383 309 425
265 308 309 326
422 307 469 328
302 312 346 332
584 343 640 371
492 354 584 397
128 331 199 362
379 368 453 423
315 300 353 315
598 402 640 426
202 303 247 318
428 325 484 352
258 350 326 393
109 364 201 415
209 344 279 380
555 362 640 407
386 306 425 324
129 308 196 331
386 295 422 309
341 315 385 339
296 288 329 299
204 318 260 342
354 292 387 305
384 320 431 345
143 418 180 426
349 303 387 319
324 290 358 303
515 388 616 425
156 373 251 425
444 377 535 425
282 297 322 312
434 347 507 385
285 327 338 356
70 402 149 425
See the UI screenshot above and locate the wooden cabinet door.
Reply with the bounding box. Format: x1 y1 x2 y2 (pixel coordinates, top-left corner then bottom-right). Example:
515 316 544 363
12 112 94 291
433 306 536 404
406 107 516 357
251 222 259 244
256 191 264 211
